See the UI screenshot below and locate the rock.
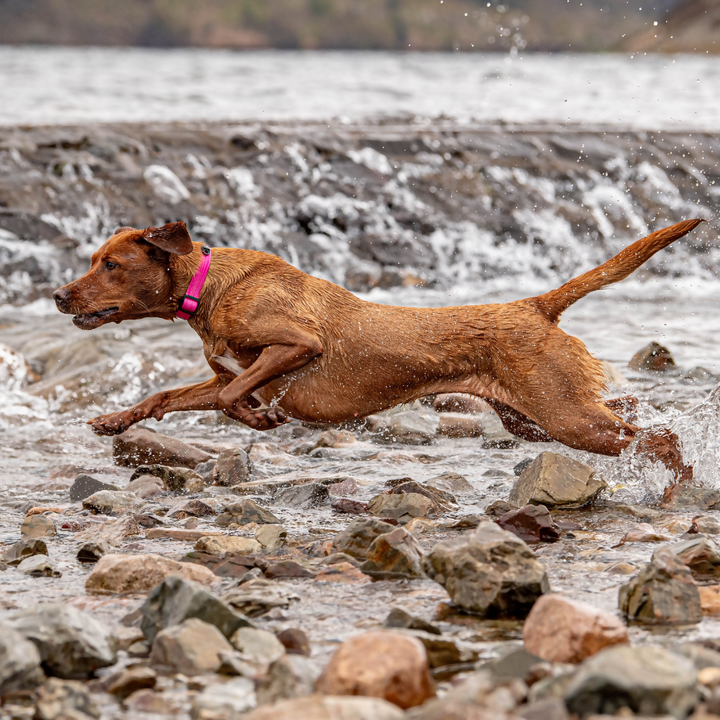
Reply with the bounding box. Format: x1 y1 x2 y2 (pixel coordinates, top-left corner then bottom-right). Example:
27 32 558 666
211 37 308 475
123 688 184 714
20 514 56 539
18 554 61 577
617 522 670 544
619 547 702 625
276 628 311 656
256 654 320 705
563 645 698 718
359 526 426 579
331 498 369 515
485 646 545 681
76 541 109 563
125 474 165 498
216 499 280 527
7 604 117 679
140 576 254 643
105 666 157 698
214 447 254 486
509 452 605 509
628 341 676 372
167 498 215 519
0 622 45 694
425 471 474 494
69 474 119 502
314 562 370 584
3 538 48 565
35 677 99 720
480 412 520 448
150 618 234 675
523 594 628 664
255 524 287 550
130 463 205 492
370 409 439 444
690 515 720 535
76 514 141 546
368 493 436 523
437 413 485 438
668 486 720 511
191 677 256 719
195 459 217 483
245 695 404 720
485 499 517 517
327 478 359 497
145 527 216 541
390 480 456 509
514 458 534 476
699 585 720 614
423 522 550 618
315 429 356 448
496 505 561 544
330 518 397 559
518 697 571 720
275 483 329 509
114 426 211 468
661 536 720 581
85 553 216 594
384 608 441 635
223 579 300 618
401 629 478 670
196 535 262 556
82 490 140 515
265 560 316 579
248 442 292 465
316 630 435 709
231 627 285 665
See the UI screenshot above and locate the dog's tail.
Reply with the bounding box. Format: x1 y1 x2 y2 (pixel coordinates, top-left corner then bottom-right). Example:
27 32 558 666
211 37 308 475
530 219 705 323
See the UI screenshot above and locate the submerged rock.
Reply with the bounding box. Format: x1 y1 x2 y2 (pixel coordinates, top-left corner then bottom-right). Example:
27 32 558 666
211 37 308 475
496 504 561 544
113 426 211 468
628 341 676 372
214 447 254 486
359 526 426 579
0 622 45 694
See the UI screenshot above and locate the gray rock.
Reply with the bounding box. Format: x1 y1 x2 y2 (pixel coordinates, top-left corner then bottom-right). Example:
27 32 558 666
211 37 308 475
423 521 550 617
509 452 605 509
519 697 570 720
230 627 286 665
7 604 117 679
0 622 45 694
3 538 48 565
484 646 545 681
129 464 204 492
76 541 109 563
214 448 254 486
125 474 165 498
140 575 254 643
195 459 217 483
368 492 436 523
384 607 441 636
360 526 426 579
35 677 99 720
370 409 439 444
274 482 329 509
20 514 56 539
660 535 720 581
390 479 456 510
82 490 140 515
113 426 211 469
255 524 286 550
191 677 256 719
69 474 119 502
563 645 699 718
216 499 280 527
669 486 720 511
18 554 61 577
425 471 473 494
331 518 397 559
256 654 320 705
223 579 300 618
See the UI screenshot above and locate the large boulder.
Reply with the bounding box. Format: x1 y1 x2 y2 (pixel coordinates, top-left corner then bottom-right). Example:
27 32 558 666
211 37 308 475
0 622 45 694
423 522 549 618
113 426 210 469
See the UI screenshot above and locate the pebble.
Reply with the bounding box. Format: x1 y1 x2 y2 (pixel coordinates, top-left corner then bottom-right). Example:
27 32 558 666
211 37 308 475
359 525 426 579
0 621 45 694
195 535 262 555
244 695 404 720
214 447 254 486
20 513 56 539
68 474 119 502
216 499 280 527
276 628 311 657
113 426 211 469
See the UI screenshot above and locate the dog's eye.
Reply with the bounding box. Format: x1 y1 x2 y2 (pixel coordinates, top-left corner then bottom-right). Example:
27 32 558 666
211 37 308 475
105 261 118 271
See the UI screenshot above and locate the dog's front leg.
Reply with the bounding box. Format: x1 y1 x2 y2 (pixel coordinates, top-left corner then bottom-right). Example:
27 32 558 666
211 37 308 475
89 375 229 436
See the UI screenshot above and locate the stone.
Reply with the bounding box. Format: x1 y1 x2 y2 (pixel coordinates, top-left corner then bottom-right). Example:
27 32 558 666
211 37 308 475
402 629 478 669
619 547 702 625
438 412 485 438
314 562 370 584
35 677 99 720
617 522 670 544
423 522 550 618
125 474 165 499
315 429 357 448
690 515 720 535
668 486 720 511
191 677 256 719
150 618 234 675
76 514 141 546
114 426 211 468
485 646 545 681
523 594 629 664
196 535 262 556
82 490 140 515
85 553 216 594
140 576 254 643
316 630 435 709
496 505 561 544
255 524 286 550
105 666 157 699
509 452 606 509
214 447 254 485
245 696 404 720
145 527 217 541
265 560 316 579
519 698 571 720
327 477 359 496
275 483 329 509
7 604 117 679
368 493 436 523
331 498 369 515
390 480 456 510
76 541 109 563
216 499 280 527
330 518 397 559
384 608 441 635
256 654 320 705
563 645 699 718
231 627 285 665
699 585 720 614
18 554 61 577
0 622 44 694
3 538 48 565
69 474 119 502
123 688 184 715
485 499 517 517
628 341 676 372
223 579 300 618
130 463 205 492
276 628 310 656
359 526 426 579
661 536 720 581
425 472 474 494
167 498 215 519
370 409 439 444
195 459 217 483
20 514 56 539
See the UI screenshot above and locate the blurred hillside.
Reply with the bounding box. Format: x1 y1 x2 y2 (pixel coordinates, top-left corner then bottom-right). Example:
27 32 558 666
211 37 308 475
0 0 680 53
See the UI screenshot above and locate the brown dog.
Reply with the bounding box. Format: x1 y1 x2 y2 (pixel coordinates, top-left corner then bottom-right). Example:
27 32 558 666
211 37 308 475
53 218 704 482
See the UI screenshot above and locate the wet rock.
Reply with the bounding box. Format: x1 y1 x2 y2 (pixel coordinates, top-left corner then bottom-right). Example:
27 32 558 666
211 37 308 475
485 499 517 517
125 474 165 498
327 477 359 496
480 412 520 448
384 607 441 636
103 667 157 701
423 522 550 618
437 412 485 438
0 622 44 694
629 341 676 372
214 447 254 486
359 526 426 579
130 463 205 493
425 471 474 494
3 538 48 565
231 627 285 665
330 518 397 559
35 677 99 720
661 536 720 581
390 480 456 509
699 585 720 614
114 426 211 469
76 514 141 547
246 695 405 719
314 561 370 584
123 688 184 714
82 490 140 515
331 497 369 514
668 486 720 511
402 629 478 670
275 482 329 509
690 515 720 535
368 492 436 523
276 628 310 656
223 579 300 618
140 576 254 643
196 535 261 556
316 630 435 709
496 504 561 544
216 499 280 527
370 409 439 445
145 527 212 541
523 594 629 663
150 618 234 675
18 554 61 577
191 677 256 719
617 522 670 544
265 560 316 579
519 697 571 720
509 452 605 509
7 604 117 679
255 654 320 705
514 458 534 476
619 547 702 625
255 524 287 550
315 429 356 448
68 474 119 502
20 514 56 539
168 499 215 519
85 553 216 594
485 646 545 682
563 644 698 718
195 459 217 483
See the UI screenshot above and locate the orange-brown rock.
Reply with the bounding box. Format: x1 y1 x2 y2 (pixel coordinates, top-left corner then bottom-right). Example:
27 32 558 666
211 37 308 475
699 585 720 615
523 594 628 663
316 630 435 709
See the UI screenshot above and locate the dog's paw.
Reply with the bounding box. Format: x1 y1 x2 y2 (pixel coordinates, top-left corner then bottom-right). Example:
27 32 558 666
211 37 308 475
233 406 289 431
88 412 133 436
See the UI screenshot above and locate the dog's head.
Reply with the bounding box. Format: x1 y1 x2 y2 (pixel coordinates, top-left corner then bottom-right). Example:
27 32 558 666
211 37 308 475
53 221 194 330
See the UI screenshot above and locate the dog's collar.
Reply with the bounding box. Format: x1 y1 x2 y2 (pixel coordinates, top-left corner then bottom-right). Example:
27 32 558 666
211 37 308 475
177 245 211 320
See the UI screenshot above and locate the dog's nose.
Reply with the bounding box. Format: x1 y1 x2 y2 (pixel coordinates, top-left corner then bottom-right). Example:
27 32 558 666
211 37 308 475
53 287 70 307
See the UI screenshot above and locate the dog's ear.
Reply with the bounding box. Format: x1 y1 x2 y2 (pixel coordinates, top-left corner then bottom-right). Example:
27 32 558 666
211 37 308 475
141 221 194 255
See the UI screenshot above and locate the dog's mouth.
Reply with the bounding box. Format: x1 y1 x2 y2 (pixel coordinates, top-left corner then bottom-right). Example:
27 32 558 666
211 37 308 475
72 307 119 329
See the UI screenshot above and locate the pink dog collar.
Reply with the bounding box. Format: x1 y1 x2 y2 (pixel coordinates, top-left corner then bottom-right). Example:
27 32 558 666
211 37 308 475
177 245 211 320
